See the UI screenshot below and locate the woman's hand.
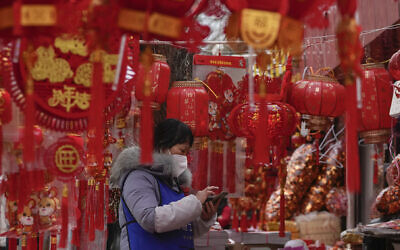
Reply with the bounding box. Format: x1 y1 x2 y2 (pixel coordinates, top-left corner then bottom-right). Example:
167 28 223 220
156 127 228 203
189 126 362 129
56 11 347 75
195 186 218 204
201 201 218 221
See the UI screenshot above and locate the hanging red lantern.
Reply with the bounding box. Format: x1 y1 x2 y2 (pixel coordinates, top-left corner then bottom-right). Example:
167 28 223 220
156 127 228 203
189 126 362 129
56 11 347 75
166 81 209 137
389 50 400 80
359 62 394 144
289 69 345 131
228 100 297 153
135 54 170 109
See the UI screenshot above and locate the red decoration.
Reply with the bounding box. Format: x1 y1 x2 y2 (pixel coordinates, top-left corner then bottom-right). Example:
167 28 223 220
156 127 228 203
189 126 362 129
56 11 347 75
167 81 209 137
1 35 138 132
44 135 85 180
0 89 12 175
289 69 345 131
136 54 171 107
389 50 400 80
359 63 394 144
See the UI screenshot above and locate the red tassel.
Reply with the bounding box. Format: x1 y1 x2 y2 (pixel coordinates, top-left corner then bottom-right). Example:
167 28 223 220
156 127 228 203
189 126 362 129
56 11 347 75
0 126 2 175
140 97 153 164
345 84 360 192
216 143 223 190
96 181 105 231
89 183 96 241
105 179 111 224
28 236 37 250
58 185 69 248
39 234 44 250
280 57 292 102
226 140 236 193
373 154 378 185
50 234 57 250
253 97 269 166
240 211 248 232
85 181 91 234
232 209 239 232
8 238 17 250
193 138 209 190
279 189 285 237
12 1 22 36
314 133 321 165
87 53 105 176
251 210 258 229
23 55 36 164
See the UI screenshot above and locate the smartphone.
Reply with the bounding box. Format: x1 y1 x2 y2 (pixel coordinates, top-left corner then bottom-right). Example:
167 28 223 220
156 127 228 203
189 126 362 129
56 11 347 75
204 191 228 205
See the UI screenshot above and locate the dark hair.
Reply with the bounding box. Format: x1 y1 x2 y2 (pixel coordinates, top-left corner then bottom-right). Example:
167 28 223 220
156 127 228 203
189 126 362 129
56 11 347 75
154 119 194 152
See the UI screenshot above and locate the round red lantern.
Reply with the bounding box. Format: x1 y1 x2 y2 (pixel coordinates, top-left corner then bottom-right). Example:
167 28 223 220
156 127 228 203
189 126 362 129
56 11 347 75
166 81 209 137
389 50 400 80
359 62 394 144
289 71 345 131
229 100 297 145
135 54 170 108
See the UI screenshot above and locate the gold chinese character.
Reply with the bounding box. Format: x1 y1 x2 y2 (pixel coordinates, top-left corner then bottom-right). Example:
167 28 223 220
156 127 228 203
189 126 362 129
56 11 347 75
48 85 91 112
55 145 80 173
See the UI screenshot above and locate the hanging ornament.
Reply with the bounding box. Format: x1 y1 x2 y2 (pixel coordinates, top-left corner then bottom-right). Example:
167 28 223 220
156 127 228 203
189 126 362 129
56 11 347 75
44 135 85 181
1 35 138 132
289 68 345 131
359 61 394 144
166 81 209 137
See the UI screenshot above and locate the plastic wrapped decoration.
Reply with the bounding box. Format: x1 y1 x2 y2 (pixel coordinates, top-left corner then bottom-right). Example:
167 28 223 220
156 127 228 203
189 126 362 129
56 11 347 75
375 185 400 216
359 61 394 144
325 187 347 217
300 141 345 214
265 143 319 221
386 155 400 186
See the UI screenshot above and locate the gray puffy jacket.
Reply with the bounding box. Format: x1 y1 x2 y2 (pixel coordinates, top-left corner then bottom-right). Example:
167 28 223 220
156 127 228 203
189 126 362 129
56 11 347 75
110 147 215 250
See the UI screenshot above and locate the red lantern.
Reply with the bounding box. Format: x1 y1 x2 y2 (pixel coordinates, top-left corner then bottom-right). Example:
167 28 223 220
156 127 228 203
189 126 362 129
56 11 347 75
135 54 170 108
166 81 209 137
389 50 400 80
289 71 345 131
229 100 297 151
359 63 394 144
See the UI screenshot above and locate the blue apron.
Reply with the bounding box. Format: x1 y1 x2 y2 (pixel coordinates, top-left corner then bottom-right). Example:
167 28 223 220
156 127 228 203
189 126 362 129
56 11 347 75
121 173 194 250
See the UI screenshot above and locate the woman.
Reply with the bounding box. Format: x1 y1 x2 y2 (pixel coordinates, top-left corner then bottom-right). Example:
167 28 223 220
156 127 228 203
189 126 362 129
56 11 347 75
111 119 218 250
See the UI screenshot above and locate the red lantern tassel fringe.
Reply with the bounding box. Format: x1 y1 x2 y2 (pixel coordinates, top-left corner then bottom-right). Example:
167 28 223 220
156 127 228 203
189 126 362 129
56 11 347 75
12 0 22 36
39 234 44 250
226 140 236 193
8 238 17 250
345 84 360 192
253 97 269 167
280 56 292 102
232 209 239 232
23 69 35 164
199 140 209 189
279 188 285 237
89 182 96 241
240 212 248 232
140 98 153 164
251 210 258 229
96 181 105 231
87 56 105 176
27 236 37 250
58 185 69 248
0 126 2 175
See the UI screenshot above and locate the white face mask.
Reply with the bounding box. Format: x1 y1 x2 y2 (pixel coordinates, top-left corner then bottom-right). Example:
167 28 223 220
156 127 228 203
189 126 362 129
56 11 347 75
171 154 188 178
